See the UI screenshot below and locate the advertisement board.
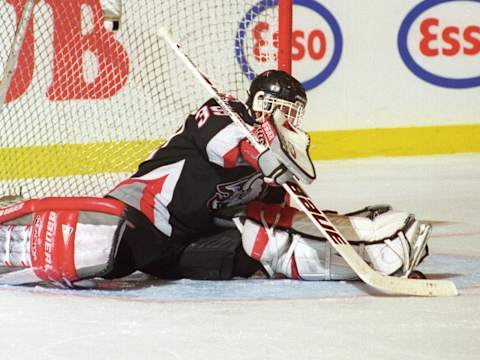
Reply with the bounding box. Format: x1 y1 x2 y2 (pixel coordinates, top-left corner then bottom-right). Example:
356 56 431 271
1 0 479 163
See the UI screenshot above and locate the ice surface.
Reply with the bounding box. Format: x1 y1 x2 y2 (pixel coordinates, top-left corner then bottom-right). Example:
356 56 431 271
0 154 479 360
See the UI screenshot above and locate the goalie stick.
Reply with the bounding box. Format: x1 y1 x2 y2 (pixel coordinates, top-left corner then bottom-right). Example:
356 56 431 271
158 28 457 297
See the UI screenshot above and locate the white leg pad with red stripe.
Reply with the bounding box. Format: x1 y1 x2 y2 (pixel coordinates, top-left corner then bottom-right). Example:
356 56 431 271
0 197 127 286
240 201 430 280
241 219 358 280
241 220 293 277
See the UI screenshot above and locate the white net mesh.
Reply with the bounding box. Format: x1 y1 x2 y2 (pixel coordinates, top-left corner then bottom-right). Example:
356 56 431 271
0 0 284 198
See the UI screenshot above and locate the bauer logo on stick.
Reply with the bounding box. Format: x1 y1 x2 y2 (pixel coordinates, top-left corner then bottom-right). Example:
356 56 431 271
398 0 480 88
235 0 343 91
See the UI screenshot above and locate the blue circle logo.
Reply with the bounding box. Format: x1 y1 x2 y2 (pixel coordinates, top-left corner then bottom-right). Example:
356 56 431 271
398 0 480 89
235 0 343 91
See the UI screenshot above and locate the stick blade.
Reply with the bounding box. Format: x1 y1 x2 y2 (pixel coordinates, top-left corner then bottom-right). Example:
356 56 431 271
364 271 458 297
345 246 458 296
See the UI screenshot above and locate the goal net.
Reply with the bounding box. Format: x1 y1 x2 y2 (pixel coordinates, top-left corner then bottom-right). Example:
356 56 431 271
0 0 291 199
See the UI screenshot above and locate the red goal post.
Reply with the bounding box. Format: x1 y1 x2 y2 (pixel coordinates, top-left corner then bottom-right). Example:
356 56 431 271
278 0 293 74
0 0 293 199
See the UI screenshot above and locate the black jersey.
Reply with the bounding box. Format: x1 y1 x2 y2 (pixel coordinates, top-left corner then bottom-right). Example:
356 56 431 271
109 98 283 243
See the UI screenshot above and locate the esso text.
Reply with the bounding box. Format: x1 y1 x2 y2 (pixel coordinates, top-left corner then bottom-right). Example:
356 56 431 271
252 22 327 62
419 17 480 57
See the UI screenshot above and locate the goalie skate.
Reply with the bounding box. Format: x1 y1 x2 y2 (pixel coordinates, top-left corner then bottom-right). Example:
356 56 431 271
344 205 432 278
404 223 432 278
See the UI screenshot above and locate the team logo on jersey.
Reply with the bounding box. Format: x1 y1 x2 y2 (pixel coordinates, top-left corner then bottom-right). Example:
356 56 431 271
398 0 480 88
235 0 343 90
207 173 267 210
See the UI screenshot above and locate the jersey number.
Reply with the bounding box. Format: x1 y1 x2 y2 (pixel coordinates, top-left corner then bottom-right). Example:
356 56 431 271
195 105 225 128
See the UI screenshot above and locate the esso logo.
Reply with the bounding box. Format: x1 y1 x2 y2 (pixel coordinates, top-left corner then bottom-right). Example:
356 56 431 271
419 18 480 57
235 0 343 91
398 0 480 88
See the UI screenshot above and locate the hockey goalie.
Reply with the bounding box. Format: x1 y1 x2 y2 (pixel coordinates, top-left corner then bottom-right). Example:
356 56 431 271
0 70 430 287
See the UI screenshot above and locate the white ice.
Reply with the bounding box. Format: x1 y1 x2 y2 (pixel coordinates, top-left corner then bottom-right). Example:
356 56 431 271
0 154 479 360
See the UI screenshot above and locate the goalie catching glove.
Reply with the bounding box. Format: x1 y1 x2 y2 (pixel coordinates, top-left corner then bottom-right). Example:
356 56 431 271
240 108 316 186
239 202 430 280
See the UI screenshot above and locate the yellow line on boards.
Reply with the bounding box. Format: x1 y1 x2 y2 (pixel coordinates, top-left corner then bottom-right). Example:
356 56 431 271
0 124 478 180
0 140 163 180
309 124 480 160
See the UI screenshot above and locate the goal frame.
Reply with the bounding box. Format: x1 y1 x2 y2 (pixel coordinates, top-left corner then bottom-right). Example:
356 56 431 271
278 0 292 74
0 0 35 107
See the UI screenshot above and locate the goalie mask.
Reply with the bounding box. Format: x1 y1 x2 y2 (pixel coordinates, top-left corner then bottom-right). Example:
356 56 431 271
246 70 307 127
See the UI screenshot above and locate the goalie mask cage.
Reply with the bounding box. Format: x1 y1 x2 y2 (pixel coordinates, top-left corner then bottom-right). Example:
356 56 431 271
0 0 292 199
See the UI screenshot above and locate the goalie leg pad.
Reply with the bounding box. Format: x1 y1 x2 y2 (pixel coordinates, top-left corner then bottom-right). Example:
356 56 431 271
241 202 430 280
241 217 359 280
0 197 127 285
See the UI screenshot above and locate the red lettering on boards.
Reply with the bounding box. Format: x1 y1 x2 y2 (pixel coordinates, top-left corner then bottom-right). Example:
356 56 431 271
419 17 480 57
252 21 327 62
5 0 130 103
